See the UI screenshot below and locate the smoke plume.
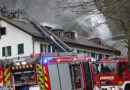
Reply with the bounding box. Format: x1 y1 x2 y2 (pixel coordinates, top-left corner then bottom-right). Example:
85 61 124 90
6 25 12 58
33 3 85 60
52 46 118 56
0 0 112 40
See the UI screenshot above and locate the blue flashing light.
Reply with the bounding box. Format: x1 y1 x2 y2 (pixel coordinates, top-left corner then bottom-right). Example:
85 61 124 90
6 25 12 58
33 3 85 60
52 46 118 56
44 59 48 63
96 57 100 61
113 56 117 60
42 57 54 64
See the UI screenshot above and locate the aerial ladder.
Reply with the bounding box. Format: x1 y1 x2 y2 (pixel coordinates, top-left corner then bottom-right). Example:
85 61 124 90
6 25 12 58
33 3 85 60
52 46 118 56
18 9 73 52
0 5 74 90
0 5 73 52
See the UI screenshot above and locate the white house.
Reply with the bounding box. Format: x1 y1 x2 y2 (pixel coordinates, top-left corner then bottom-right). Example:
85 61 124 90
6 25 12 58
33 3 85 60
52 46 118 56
0 17 120 60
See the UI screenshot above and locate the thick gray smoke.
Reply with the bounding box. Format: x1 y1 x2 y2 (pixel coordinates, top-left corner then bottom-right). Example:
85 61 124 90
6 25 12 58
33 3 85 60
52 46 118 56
0 0 112 40
77 14 112 40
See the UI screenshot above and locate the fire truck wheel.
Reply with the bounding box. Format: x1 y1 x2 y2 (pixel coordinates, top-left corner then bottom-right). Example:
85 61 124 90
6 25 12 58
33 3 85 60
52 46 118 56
125 84 130 90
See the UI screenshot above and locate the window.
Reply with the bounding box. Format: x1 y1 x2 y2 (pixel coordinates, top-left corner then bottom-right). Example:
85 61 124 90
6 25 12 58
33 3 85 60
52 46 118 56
69 63 83 89
99 62 117 74
0 27 6 35
2 46 11 56
91 52 96 58
93 63 99 74
77 50 82 53
99 54 102 59
83 51 88 54
18 44 24 54
119 62 126 78
106 55 109 58
40 44 47 53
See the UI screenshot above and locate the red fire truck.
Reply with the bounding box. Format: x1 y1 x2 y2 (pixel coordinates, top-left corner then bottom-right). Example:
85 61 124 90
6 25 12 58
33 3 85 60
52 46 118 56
97 56 130 90
31 53 101 90
0 53 101 90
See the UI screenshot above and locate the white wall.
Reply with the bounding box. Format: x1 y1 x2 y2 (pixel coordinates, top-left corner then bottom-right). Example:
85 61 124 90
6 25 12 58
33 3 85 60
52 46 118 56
0 20 33 59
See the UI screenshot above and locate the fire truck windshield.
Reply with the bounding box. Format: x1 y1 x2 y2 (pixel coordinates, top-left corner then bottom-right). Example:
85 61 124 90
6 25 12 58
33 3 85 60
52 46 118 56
99 62 117 74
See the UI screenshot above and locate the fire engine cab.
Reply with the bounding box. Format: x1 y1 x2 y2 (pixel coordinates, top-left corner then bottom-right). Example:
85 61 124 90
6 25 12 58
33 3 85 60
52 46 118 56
97 56 130 90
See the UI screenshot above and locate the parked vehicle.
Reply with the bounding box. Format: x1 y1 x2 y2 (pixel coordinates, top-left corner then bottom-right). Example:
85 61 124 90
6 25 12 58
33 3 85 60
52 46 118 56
97 56 130 90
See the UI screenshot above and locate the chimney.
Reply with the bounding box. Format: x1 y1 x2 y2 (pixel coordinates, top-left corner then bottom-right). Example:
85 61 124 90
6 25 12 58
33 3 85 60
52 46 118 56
64 31 77 39
89 38 103 45
44 26 53 30
51 29 64 37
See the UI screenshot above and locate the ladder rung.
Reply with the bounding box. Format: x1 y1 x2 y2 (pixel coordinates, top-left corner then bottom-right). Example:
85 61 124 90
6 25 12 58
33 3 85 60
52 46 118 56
36 68 42 69
37 75 43 77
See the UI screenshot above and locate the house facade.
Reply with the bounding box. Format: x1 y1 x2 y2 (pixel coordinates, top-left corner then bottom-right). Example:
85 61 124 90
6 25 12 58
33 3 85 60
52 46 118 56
0 17 120 60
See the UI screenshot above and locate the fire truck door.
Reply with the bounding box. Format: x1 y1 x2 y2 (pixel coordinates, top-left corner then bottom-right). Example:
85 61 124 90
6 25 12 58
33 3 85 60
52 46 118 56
48 64 72 90
119 62 127 82
82 61 93 90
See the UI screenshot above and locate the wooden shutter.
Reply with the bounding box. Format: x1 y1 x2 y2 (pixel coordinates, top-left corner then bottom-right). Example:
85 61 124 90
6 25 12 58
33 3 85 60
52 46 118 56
18 44 24 54
40 44 43 52
2 47 5 56
7 46 11 56
48 45 51 53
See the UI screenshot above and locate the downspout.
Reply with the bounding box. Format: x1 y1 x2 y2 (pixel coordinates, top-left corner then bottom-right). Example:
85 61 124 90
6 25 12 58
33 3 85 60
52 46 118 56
32 39 36 54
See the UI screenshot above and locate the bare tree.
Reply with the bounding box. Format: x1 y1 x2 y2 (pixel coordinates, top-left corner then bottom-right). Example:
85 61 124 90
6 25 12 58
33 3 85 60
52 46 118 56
93 0 130 63
57 0 130 63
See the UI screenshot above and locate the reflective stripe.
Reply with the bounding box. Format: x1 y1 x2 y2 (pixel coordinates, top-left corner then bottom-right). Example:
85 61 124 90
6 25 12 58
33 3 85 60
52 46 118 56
37 64 41 68
7 72 11 80
37 69 42 75
50 36 54 40
5 72 11 81
44 70 47 74
45 83 48 88
7 80 10 85
38 83 44 89
4 67 9 75
38 76 43 82
44 76 48 81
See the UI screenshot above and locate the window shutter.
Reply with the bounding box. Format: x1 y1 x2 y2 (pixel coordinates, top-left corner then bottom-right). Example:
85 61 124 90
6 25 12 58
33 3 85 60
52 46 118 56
40 44 43 52
52 46 55 53
7 46 11 56
48 45 51 53
18 44 24 54
2 47 5 56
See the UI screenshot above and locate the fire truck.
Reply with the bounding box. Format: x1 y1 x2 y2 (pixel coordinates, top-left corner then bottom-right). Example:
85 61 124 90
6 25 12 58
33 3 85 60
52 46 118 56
0 5 101 90
97 56 130 90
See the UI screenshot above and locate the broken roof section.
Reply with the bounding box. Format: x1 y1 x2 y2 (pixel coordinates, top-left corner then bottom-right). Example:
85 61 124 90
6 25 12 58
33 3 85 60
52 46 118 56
0 17 120 54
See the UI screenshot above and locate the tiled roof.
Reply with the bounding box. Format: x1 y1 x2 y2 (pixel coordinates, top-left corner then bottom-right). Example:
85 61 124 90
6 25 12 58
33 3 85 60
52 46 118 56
0 17 119 52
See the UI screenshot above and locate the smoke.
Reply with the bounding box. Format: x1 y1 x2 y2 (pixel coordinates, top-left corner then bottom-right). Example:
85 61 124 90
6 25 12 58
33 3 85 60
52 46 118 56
41 22 57 28
89 14 112 40
0 0 112 40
